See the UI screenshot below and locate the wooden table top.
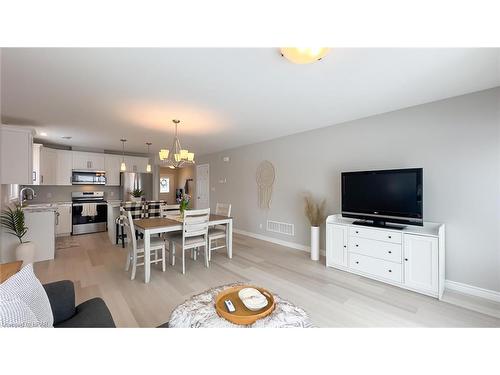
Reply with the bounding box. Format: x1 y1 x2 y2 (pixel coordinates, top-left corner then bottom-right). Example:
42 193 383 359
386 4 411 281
134 214 232 230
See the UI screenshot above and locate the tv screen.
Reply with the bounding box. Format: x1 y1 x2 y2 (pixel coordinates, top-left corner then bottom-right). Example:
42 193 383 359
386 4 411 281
341 168 423 226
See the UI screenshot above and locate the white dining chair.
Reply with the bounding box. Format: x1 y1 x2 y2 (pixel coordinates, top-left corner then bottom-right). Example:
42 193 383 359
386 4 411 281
208 203 232 261
167 208 210 274
124 211 166 280
160 203 181 217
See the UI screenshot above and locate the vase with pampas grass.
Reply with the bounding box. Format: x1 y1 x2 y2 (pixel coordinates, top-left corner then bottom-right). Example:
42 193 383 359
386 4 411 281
304 193 326 261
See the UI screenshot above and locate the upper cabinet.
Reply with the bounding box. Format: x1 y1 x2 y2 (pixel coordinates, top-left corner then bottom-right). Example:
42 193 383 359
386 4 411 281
40 147 57 185
55 150 73 185
72 151 105 171
31 146 150 186
124 156 149 173
0 125 34 185
104 154 122 186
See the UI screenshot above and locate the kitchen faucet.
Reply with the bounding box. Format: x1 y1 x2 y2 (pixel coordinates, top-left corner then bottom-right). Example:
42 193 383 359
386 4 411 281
19 187 36 206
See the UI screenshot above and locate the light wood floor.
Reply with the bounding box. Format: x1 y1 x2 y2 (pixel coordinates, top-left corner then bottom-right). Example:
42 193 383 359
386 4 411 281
34 232 500 327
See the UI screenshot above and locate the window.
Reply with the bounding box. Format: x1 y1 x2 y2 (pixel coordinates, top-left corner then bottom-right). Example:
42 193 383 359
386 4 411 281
160 177 170 193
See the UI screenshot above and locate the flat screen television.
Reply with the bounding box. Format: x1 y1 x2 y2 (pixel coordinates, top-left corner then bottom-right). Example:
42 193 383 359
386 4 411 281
341 168 423 228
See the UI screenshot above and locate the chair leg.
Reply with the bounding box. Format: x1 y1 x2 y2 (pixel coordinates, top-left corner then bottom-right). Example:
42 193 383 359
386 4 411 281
162 245 166 272
204 245 209 268
131 255 137 280
121 226 125 248
170 240 176 266
182 248 186 275
125 252 131 271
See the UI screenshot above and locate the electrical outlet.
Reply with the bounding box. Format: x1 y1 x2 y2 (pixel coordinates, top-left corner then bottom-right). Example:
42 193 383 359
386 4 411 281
110 191 114 196
47 192 52 198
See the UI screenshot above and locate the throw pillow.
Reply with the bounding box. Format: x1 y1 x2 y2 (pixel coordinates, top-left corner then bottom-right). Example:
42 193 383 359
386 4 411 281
0 264 54 327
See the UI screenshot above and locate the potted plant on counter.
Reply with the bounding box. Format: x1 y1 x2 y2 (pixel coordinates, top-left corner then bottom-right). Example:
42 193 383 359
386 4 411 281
304 193 326 261
130 188 144 202
0 204 34 265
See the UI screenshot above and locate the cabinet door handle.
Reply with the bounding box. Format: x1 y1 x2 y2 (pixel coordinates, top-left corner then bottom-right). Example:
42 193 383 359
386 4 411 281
355 231 359 234
41 175 44 184
388 235 392 239
355 261 359 264
405 258 408 261
388 251 392 254
355 244 359 247
388 269 392 273
343 245 346 248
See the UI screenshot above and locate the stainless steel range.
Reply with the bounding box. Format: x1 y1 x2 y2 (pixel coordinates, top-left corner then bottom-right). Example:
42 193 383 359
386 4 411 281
71 191 108 235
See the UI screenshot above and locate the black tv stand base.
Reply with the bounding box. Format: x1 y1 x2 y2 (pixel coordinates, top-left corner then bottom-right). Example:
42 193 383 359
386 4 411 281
352 220 406 230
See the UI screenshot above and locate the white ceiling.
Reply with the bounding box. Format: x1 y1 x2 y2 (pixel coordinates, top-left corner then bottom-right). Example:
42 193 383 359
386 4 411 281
1 48 499 156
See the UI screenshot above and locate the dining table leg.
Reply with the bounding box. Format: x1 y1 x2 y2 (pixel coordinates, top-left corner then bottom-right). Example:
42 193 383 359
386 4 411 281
144 229 151 283
227 219 233 259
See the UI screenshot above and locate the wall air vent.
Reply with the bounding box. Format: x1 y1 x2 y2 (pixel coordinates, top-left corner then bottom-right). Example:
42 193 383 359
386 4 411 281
266 220 294 236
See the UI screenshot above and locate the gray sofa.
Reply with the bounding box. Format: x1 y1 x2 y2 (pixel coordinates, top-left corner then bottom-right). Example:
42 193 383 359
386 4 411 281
43 280 115 328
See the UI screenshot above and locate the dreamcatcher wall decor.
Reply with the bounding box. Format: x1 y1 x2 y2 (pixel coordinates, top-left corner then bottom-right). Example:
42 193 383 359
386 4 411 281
256 160 275 209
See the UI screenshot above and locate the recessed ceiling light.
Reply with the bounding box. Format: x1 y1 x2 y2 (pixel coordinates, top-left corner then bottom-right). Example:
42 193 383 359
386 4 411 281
61 136 72 140
40 132 48 136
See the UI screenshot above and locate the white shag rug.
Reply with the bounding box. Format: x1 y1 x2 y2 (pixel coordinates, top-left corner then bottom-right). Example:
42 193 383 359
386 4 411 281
168 283 313 328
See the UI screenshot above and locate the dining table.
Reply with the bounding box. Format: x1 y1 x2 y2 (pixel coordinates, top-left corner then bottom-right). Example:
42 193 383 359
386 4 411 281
134 214 233 283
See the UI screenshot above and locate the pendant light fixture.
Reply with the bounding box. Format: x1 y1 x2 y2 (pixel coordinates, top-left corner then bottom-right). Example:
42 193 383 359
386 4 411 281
280 48 330 64
120 139 127 171
145 142 152 173
158 119 195 169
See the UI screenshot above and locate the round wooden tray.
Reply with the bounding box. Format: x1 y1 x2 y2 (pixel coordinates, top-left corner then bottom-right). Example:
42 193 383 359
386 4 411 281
215 285 276 325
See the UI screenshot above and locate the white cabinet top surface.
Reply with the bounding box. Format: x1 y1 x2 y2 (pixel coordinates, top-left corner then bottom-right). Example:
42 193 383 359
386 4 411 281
327 214 443 237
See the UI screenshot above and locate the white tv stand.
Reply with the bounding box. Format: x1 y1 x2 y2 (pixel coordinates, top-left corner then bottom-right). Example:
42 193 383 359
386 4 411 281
326 215 445 299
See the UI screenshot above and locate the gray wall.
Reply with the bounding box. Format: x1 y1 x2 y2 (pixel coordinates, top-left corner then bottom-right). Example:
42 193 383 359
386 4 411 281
199 87 500 292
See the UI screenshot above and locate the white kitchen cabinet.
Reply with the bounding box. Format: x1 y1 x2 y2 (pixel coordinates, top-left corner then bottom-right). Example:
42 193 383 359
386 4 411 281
0 125 34 184
124 156 149 173
55 203 72 236
104 154 123 186
55 149 73 185
40 147 57 185
32 143 42 185
403 234 439 295
72 151 105 170
326 224 348 267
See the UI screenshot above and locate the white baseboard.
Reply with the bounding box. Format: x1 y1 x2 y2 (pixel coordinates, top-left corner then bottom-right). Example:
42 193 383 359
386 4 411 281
445 280 500 303
233 228 326 257
234 228 500 303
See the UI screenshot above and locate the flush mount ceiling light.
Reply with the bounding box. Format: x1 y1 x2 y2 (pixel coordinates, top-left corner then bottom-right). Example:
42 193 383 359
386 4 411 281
40 132 48 136
120 139 127 171
280 48 330 64
145 142 152 173
158 119 195 169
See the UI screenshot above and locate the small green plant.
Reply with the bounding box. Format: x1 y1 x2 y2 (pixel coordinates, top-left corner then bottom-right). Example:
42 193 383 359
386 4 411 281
304 193 326 227
0 204 29 244
178 194 191 212
130 188 144 198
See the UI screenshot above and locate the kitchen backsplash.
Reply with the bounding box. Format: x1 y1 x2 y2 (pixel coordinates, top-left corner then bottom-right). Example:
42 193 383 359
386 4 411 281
22 185 121 203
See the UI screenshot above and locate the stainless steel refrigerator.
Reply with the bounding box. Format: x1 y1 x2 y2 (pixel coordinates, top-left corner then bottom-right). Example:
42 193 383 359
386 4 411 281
120 172 153 201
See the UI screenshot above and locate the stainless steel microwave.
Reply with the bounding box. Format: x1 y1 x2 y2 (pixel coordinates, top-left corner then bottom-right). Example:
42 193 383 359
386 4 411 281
71 170 106 185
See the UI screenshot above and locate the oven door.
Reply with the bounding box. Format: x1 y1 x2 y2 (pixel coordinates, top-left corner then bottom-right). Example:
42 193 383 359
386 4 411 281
72 203 108 235
72 170 106 185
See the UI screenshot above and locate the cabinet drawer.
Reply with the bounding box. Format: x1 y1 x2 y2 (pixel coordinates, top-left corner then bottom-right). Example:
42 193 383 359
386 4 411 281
349 226 402 244
349 238 402 263
349 253 402 283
